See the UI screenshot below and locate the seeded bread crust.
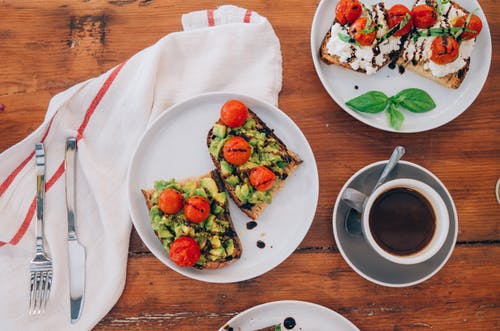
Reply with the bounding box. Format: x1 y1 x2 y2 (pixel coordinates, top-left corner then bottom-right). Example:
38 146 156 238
207 110 303 220
396 1 472 89
141 170 242 270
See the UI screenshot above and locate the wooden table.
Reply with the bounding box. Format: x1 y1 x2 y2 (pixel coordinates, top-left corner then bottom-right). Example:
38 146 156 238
1 1 498 330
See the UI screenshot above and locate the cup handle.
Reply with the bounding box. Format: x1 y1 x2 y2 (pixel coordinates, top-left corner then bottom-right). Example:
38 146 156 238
341 187 368 213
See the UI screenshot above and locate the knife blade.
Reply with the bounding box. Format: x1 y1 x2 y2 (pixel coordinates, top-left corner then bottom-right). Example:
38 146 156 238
65 137 85 323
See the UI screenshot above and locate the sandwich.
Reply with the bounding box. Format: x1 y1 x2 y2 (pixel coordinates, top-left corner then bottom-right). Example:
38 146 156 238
142 170 242 269
320 0 411 74
397 0 483 88
207 100 302 220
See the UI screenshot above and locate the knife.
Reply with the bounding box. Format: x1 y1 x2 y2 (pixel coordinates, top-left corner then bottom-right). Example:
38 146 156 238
65 137 85 323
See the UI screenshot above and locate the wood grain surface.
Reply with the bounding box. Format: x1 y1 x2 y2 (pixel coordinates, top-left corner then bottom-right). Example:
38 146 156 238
1 1 499 330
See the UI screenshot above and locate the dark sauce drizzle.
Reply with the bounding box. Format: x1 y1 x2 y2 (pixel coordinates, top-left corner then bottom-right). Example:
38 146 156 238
284 317 296 329
246 221 258 230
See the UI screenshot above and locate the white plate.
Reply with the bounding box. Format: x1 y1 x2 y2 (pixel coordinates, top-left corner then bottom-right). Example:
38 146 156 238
127 92 318 283
311 0 492 133
219 300 359 331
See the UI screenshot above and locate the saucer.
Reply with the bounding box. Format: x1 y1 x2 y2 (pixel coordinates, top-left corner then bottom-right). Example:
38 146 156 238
332 160 458 287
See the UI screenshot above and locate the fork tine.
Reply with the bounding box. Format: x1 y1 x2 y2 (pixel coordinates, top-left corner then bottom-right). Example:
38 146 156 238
35 271 43 314
42 271 51 312
29 273 36 314
40 272 48 314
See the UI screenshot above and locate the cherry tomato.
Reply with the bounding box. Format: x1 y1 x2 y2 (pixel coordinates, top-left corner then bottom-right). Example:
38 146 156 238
349 17 377 46
387 4 412 37
169 236 201 267
452 14 482 40
220 100 249 128
430 35 459 65
249 166 276 192
335 0 363 25
223 136 251 165
158 188 183 214
184 196 211 223
411 4 437 29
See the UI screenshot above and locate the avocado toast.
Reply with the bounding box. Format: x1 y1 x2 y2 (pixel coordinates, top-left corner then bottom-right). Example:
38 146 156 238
207 106 302 220
142 170 242 269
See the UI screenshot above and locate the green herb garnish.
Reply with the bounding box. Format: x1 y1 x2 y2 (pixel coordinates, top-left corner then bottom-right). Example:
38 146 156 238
361 15 376 34
436 0 450 15
379 13 411 42
346 88 436 130
338 32 361 47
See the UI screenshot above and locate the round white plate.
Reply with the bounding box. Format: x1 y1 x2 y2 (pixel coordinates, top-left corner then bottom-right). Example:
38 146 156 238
333 160 458 287
219 300 359 331
127 92 318 283
311 0 492 133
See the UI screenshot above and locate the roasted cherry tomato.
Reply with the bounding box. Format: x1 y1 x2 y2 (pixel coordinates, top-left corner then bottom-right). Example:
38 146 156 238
411 4 437 29
169 236 201 267
335 0 363 25
452 14 482 40
158 188 183 214
349 17 377 46
249 166 276 192
220 100 249 128
430 35 459 65
223 136 251 165
387 4 412 36
184 196 211 223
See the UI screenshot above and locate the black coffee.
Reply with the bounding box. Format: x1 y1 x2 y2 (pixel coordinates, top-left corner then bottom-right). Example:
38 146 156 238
369 187 436 256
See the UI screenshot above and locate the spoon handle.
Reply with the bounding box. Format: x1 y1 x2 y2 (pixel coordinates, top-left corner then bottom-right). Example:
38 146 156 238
373 146 405 192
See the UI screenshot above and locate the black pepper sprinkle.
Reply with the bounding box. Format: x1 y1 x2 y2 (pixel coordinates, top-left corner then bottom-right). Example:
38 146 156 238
246 221 257 230
257 240 265 248
354 85 359 90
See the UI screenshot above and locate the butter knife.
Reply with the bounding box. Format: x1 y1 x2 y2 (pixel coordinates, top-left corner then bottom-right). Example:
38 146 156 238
65 137 85 323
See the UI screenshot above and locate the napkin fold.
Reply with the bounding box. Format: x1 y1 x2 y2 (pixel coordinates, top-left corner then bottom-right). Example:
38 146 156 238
0 5 282 330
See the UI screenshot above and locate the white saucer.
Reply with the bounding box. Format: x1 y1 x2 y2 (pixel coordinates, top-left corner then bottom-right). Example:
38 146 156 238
332 160 458 287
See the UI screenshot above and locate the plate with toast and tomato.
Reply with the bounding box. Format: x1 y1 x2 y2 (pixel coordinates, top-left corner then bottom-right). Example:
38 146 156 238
127 92 318 283
311 0 491 132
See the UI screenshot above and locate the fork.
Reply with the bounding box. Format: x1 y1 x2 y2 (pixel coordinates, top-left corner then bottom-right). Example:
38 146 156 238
29 143 53 315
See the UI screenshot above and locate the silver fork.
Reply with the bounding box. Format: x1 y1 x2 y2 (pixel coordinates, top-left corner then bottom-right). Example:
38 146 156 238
29 143 53 315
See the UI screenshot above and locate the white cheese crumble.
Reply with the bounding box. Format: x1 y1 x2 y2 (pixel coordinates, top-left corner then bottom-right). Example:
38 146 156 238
425 38 475 77
401 4 474 78
325 4 401 75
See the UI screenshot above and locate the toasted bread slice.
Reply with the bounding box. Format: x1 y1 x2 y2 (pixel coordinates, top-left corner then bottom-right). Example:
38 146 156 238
142 170 242 269
320 2 404 75
397 1 475 89
207 110 302 220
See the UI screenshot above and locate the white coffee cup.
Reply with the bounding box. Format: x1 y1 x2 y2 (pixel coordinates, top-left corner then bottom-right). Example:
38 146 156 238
359 178 449 265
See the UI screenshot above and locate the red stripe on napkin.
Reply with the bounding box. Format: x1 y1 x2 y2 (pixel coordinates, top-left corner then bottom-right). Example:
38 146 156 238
2 61 126 247
77 62 126 140
244 10 252 23
8 197 36 245
0 116 55 199
207 9 215 26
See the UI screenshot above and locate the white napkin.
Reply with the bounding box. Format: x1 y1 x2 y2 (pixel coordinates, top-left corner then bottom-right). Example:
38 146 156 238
0 5 282 330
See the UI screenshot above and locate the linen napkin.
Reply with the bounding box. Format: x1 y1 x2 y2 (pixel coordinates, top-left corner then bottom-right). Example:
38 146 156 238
0 5 282 330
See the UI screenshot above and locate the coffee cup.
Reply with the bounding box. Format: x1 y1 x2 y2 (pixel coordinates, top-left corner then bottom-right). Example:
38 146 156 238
342 178 449 265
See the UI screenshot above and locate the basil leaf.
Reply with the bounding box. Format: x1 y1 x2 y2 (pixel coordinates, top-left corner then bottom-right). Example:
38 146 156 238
387 104 405 130
392 88 436 113
346 91 389 113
